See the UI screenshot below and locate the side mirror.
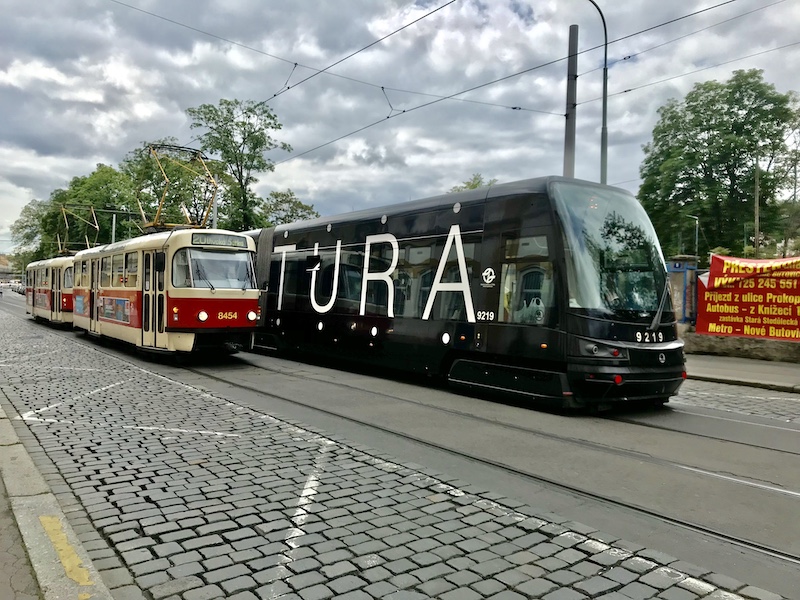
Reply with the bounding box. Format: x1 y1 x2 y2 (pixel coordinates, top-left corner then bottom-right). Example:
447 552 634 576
154 252 166 273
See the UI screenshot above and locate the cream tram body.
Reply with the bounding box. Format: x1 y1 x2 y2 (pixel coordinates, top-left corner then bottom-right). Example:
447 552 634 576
72 229 260 353
25 255 75 325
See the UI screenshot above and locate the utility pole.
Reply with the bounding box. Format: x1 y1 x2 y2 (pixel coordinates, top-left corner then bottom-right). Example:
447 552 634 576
563 25 578 179
754 159 760 259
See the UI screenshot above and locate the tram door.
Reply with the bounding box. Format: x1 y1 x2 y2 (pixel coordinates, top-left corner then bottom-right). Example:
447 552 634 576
142 251 167 349
89 259 100 334
51 267 62 321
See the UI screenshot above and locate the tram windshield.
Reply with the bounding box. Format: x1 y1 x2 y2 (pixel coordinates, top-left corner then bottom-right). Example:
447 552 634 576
551 181 673 323
172 248 256 289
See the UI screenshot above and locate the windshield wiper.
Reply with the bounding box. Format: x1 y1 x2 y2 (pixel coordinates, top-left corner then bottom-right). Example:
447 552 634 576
648 279 670 332
194 262 215 292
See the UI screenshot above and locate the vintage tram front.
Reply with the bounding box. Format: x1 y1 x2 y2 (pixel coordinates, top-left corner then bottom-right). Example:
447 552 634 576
72 229 259 353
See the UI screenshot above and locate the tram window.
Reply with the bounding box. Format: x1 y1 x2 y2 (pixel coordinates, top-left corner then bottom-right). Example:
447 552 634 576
499 234 554 325
64 267 74 289
144 254 151 292
112 254 124 287
172 249 191 288
125 253 138 287
73 262 81 287
100 257 111 288
417 270 433 317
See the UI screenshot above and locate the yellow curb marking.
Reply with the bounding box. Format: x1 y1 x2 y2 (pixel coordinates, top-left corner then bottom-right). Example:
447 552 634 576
39 515 94 587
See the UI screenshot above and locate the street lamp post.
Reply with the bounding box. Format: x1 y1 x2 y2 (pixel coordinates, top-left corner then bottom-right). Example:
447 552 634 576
688 215 699 262
586 0 608 184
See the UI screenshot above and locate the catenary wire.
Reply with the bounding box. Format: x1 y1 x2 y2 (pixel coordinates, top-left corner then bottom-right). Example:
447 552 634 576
578 0 786 77
579 40 800 104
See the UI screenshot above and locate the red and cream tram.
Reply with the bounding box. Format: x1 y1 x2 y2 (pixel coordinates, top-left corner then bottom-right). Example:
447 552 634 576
25 255 75 326
71 229 260 353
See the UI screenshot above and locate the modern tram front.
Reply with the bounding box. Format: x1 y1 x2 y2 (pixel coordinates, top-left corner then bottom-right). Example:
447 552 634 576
551 180 687 406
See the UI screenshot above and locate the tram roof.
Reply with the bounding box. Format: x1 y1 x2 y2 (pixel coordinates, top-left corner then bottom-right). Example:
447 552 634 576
269 176 620 234
26 255 75 270
72 228 254 260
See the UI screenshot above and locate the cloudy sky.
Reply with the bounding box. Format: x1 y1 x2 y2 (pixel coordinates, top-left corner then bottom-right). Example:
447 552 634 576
1 0 799 253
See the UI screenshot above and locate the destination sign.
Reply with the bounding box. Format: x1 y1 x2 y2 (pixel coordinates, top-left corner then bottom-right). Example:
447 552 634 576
192 232 248 248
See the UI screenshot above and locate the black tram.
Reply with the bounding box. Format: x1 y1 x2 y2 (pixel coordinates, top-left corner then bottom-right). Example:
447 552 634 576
248 176 685 407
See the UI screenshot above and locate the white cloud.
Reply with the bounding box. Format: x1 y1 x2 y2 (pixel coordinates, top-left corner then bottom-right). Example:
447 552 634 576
0 0 798 237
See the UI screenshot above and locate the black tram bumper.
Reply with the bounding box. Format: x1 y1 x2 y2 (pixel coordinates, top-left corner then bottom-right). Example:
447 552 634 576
567 363 686 404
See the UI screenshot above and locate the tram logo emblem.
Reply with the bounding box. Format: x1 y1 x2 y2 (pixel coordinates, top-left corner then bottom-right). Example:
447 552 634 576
481 267 496 286
658 353 666 364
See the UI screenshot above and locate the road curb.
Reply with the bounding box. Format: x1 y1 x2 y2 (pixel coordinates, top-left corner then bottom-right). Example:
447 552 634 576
687 374 800 395
0 402 114 600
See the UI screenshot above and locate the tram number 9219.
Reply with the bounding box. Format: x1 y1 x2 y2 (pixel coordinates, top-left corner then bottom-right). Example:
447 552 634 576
636 330 664 342
476 311 496 321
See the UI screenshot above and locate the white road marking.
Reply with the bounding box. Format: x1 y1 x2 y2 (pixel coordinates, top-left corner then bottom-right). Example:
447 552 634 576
17 380 132 419
676 464 800 498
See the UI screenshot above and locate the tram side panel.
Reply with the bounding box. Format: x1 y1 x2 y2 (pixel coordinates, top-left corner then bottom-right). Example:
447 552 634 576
256 193 573 400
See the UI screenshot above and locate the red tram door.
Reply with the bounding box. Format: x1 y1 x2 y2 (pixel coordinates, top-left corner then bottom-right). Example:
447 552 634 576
142 251 167 350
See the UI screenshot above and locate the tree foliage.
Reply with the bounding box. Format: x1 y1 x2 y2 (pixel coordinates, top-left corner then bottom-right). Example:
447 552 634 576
638 69 798 260
11 99 316 263
120 139 232 228
262 189 320 226
187 99 292 231
448 173 498 193
11 164 138 261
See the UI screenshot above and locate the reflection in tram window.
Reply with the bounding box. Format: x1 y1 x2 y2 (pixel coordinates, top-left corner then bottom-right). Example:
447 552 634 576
172 248 256 289
499 235 554 325
100 257 111 287
63 266 74 289
125 252 138 288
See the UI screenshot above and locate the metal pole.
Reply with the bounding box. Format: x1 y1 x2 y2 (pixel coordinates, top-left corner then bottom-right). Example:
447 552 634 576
563 25 579 179
754 159 760 259
586 0 608 184
688 215 699 262
112 213 116 244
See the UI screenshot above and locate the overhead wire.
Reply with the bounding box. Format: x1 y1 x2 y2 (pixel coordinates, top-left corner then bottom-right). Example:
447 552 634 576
104 0 551 115
579 40 800 104
579 0 787 77
105 0 792 166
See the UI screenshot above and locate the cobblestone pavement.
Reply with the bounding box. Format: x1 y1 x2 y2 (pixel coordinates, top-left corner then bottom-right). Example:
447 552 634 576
673 380 800 423
0 314 788 600
0 478 41 600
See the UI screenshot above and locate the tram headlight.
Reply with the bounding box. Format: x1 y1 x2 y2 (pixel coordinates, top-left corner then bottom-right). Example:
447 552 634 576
574 338 628 360
246 311 257 321
197 311 209 322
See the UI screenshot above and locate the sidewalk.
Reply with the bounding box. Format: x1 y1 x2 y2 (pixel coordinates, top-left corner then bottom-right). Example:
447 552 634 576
685 353 800 393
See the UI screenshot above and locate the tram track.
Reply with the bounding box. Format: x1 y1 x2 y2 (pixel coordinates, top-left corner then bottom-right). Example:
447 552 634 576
184 354 800 570
6 303 800 573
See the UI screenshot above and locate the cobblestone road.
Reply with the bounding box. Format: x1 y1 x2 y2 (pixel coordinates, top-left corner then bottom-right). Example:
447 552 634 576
0 313 789 600
673 381 800 423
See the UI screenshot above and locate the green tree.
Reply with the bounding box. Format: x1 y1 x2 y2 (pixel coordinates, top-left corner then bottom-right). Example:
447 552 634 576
448 173 498 193
262 189 320 226
187 99 292 231
11 164 137 259
638 69 797 259
120 139 233 229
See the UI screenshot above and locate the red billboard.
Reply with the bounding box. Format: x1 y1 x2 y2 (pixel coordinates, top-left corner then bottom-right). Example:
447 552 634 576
695 254 800 341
